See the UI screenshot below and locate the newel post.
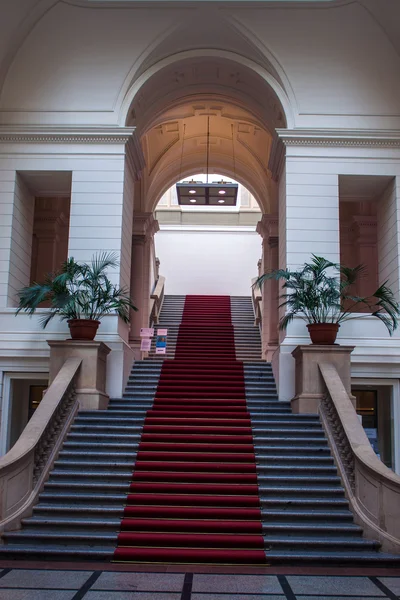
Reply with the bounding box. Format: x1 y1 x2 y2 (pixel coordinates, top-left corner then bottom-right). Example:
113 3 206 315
291 345 355 414
48 341 111 410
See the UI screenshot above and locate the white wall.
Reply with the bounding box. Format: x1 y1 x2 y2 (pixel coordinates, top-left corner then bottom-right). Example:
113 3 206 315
276 145 400 402
285 167 340 269
69 162 126 289
155 227 261 297
8 174 34 306
0 171 34 307
377 179 400 297
121 156 135 293
0 138 137 397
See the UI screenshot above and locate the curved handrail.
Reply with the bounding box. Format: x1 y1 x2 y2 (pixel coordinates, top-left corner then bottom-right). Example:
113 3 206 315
319 362 400 553
251 277 263 327
150 275 165 325
0 357 81 532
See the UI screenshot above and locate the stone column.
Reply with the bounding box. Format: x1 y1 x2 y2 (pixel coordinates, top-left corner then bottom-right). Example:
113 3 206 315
256 215 279 361
129 213 159 357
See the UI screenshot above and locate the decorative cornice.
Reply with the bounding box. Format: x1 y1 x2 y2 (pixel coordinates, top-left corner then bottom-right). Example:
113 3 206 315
0 126 136 144
132 212 159 238
256 214 279 240
276 129 400 149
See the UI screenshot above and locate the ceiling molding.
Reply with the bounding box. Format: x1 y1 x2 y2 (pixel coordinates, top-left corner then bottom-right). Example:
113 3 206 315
0 126 136 144
276 129 400 148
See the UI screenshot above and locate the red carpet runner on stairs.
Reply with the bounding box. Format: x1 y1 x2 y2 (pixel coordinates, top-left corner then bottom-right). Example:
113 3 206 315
114 295 267 564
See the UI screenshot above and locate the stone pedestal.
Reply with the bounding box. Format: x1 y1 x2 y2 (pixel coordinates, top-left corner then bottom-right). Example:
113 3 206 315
48 340 111 410
291 344 355 413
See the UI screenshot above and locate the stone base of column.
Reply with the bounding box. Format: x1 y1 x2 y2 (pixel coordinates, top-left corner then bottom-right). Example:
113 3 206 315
48 340 111 410
291 344 355 414
264 343 278 362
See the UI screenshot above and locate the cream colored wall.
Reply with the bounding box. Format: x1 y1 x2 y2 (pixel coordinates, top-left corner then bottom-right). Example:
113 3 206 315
0 2 399 130
155 228 260 296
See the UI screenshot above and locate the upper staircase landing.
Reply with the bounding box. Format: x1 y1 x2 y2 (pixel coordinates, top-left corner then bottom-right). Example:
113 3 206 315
149 295 262 361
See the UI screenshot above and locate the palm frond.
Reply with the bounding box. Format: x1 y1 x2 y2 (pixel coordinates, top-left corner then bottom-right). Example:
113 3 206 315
15 252 138 329
256 256 400 335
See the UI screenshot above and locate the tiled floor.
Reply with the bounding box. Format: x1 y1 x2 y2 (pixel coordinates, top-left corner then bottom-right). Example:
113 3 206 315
0 568 400 600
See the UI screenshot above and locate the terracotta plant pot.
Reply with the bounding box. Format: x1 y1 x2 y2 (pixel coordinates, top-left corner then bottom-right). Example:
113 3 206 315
307 323 339 345
67 319 100 341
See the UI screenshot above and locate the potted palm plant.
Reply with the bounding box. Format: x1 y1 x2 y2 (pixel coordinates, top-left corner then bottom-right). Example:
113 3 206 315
256 255 399 344
16 252 137 340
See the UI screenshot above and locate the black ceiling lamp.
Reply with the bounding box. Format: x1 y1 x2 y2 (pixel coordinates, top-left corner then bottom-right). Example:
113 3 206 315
176 116 238 207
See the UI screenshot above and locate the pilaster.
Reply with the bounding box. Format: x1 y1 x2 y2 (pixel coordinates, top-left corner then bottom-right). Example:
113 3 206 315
256 214 279 361
129 213 159 356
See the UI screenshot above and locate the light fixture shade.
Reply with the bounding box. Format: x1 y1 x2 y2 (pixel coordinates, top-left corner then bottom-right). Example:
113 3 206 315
176 182 238 206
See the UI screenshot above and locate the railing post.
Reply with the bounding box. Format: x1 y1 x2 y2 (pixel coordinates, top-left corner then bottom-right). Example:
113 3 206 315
291 344 355 413
48 341 111 410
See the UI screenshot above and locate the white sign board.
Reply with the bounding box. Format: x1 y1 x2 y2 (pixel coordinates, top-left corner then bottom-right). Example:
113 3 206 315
156 347 166 354
157 329 168 336
140 328 154 338
140 338 152 351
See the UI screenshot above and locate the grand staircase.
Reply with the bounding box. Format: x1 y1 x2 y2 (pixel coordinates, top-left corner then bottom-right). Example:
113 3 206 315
1 295 399 565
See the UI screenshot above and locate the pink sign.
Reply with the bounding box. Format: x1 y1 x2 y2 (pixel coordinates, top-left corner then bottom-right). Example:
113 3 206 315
140 328 154 338
140 338 152 351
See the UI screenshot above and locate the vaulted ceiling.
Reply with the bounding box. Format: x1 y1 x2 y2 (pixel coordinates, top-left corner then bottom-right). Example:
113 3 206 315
137 98 275 213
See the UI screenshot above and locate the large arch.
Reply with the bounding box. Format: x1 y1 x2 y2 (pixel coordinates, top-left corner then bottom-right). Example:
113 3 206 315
119 50 294 129
123 54 288 214
139 97 275 213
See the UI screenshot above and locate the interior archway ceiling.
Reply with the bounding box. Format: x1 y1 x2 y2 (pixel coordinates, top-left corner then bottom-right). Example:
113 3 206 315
130 57 284 214
139 99 274 214
128 58 286 136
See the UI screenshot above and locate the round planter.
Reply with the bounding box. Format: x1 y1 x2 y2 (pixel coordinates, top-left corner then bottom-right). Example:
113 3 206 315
67 319 100 341
307 323 339 345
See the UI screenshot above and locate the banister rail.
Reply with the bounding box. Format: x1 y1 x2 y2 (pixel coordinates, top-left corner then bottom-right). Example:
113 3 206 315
251 277 263 327
150 275 165 326
319 362 400 553
0 357 81 534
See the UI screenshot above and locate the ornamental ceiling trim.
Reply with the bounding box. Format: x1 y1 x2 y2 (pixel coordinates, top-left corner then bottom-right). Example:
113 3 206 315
276 129 400 148
0 126 136 144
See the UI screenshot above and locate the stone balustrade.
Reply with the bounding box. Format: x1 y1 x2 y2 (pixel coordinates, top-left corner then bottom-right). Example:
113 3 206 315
0 358 81 533
319 362 400 554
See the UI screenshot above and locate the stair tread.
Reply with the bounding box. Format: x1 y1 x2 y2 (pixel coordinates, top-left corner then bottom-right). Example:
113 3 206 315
2 294 392 566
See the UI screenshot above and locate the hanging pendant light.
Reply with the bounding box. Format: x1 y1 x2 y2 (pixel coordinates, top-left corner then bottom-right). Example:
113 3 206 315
176 116 238 206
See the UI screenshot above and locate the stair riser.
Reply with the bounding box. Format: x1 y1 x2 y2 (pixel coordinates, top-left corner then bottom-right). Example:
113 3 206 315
2 294 393 567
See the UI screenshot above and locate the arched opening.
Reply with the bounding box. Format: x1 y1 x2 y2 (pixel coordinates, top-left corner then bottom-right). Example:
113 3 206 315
154 173 262 297
126 54 287 360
